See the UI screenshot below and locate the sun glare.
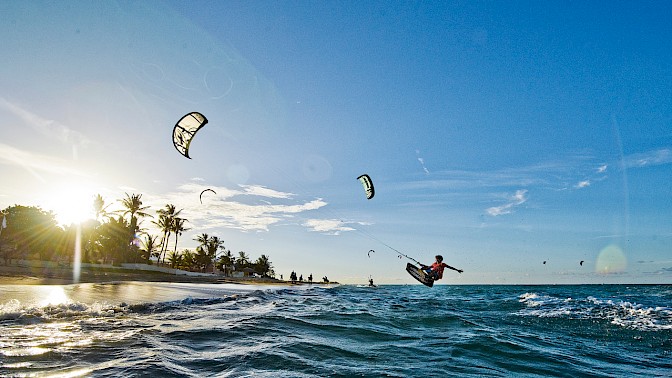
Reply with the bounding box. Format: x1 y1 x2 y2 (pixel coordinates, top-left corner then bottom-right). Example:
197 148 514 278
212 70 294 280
43 185 97 226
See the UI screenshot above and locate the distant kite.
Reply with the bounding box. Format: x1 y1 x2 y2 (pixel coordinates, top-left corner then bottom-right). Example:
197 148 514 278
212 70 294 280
368 249 375 258
543 261 547 265
199 189 216 204
173 112 208 159
357 174 375 200
580 260 584 266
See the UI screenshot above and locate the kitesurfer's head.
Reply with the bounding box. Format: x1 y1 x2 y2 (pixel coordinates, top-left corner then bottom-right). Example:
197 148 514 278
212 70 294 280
435 255 443 262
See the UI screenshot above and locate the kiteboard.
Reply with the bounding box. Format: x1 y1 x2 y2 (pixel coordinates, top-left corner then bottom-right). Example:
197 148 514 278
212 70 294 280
406 263 434 287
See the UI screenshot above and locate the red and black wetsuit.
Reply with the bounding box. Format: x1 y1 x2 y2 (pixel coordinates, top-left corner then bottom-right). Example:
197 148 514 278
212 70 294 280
427 262 448 280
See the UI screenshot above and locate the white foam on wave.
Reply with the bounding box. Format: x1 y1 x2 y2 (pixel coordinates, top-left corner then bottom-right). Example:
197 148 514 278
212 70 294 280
517 292 672 331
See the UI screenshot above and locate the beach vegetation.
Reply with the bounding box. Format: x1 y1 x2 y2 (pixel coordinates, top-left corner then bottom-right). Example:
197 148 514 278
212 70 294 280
0 196 275 279
253 254 275 278
167 249 184 269
0 205 61 264
139 234 160 264
153 204 182 265
170 217 190 262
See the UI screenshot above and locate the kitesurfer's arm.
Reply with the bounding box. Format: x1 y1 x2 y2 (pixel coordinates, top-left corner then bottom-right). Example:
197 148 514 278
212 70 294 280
444 263 463 274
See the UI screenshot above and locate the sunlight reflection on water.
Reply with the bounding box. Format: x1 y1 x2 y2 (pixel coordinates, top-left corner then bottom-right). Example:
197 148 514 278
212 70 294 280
39 286 70 306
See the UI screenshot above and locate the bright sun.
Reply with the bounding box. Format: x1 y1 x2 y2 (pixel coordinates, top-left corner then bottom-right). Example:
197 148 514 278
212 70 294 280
43 185 97 226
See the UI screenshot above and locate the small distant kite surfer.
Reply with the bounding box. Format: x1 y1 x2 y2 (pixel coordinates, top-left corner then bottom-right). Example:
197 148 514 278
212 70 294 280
368 276 376 287
199 188 216 204
420 255 463 281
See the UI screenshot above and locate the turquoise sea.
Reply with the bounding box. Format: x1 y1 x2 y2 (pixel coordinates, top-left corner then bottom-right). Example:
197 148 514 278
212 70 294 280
1 283 670 377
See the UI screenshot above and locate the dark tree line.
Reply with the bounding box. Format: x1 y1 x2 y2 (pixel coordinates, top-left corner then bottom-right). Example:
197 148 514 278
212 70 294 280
0 193 275 278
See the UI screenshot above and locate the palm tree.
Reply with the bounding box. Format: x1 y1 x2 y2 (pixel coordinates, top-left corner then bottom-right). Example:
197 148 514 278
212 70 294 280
254 254 275 278
97 215 131 264
170 217 189 261
93 194 111 222
87 193 112 263
181 249 196 271
194 232 210 272
195 233 209 247
217 249 234 276
153 204 182 265
153 214 171 265
119 193 153 246
195 235 224 273
139 234 160 263
167 249 184 269
236 251 250 270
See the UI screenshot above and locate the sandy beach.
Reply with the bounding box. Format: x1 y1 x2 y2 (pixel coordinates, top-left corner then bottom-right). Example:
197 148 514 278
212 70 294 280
0 264 292 286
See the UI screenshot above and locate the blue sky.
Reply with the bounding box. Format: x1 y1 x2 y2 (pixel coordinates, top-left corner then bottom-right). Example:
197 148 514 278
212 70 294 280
1 1 670 284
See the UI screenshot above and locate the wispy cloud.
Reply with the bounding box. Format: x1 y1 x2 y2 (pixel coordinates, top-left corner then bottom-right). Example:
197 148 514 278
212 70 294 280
240 184 293 199
623 148 672 168
415 150 429 174
486 189 528 216
401 155 601 193
146 182 335 234
0 97 92 147
0 143 89 181
574 163 608 190
575 180 590 189
302 219 356 235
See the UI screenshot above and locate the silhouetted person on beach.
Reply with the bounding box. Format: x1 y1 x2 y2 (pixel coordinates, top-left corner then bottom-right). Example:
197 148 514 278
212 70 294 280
421 255 462 281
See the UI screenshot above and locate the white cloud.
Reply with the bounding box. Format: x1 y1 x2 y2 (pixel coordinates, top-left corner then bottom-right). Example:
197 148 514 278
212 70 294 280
624 148 671 168
597 164 607 173
575 180 590 189
415 150 430 174
240 184 294 199
486 189 528 216
145 182 330 234
302 219 356 235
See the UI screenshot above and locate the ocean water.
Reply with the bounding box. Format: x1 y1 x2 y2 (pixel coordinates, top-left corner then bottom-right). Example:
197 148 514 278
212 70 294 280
1 283 670 377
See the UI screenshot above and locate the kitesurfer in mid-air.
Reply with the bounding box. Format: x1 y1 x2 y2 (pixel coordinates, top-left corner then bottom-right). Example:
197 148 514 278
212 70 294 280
421 255 463 280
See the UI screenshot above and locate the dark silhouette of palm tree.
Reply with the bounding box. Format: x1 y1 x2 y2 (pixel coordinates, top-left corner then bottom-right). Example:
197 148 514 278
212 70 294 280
218 249 234 276
195 233 225 272
153 204 182 265
236 251 250 269
254 254 274 277
119 193 153 263
119 193 152 238
139 234 160 263
93 194 111 222
171 217 189 263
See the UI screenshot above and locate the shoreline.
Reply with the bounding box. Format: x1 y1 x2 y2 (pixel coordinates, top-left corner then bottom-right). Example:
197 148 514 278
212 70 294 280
0 264 330 286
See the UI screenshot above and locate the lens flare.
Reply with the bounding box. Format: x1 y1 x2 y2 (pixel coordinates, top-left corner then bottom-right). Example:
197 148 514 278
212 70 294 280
595 244 627 274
